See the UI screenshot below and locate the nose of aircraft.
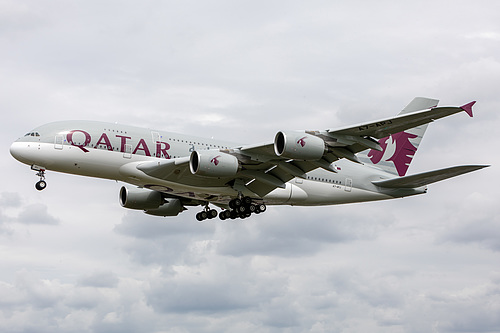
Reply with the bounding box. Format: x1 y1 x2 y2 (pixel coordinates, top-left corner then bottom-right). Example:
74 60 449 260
10 141 31 165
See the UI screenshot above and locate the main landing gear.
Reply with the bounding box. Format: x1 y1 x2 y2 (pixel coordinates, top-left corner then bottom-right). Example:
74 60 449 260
195 205 218 221
32 165 47 191
219 197 266 221
195 197 267 222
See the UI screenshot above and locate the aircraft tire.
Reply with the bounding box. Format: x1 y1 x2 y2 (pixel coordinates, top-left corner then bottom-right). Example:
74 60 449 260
232 198 242 208
208 209 217 219
242 196 252 205
248 204 256 213
35 180 47 191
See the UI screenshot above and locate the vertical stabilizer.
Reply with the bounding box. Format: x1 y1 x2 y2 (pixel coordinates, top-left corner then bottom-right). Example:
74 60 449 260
358 97 439 176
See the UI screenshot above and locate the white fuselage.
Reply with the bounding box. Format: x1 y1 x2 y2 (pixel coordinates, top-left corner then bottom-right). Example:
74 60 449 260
10 120 424 207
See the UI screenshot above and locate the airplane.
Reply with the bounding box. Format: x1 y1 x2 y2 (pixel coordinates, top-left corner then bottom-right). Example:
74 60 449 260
10 97 488 221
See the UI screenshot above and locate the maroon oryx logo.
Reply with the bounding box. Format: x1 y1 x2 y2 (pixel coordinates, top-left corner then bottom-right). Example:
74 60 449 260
297 136 307 147
211 155 221 166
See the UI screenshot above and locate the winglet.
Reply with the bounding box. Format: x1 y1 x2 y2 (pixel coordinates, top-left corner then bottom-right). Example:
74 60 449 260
461 101 476 117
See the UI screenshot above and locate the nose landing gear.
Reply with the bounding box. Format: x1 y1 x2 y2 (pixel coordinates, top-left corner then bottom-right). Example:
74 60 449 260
31 165 47 191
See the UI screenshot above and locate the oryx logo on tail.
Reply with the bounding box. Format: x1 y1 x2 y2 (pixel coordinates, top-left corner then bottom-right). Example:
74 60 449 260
368 131 419 177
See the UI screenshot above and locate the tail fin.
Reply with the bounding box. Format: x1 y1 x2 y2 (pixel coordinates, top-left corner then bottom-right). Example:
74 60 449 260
358 97 439 176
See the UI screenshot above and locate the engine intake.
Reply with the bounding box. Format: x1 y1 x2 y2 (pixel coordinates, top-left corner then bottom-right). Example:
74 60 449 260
274 131 326 160
189 151 239 177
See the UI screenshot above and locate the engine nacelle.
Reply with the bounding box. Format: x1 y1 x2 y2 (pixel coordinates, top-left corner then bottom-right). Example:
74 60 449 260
145 199 183 216
189 151 239 177
119 186 163 210
274 131 326 160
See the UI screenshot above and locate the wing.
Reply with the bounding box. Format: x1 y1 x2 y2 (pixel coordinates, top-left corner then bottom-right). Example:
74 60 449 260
236 101 475 195
122 100 476 198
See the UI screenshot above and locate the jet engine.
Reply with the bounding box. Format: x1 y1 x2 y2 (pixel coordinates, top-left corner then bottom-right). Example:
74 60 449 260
189 151 239 177
119 186 163 209
119 186 184 216
274 131 326 160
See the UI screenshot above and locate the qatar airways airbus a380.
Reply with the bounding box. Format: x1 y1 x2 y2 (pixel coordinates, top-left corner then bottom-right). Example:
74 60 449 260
10 97 488 221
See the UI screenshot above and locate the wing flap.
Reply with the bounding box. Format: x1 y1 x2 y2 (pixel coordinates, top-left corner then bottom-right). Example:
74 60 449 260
245 179 278 197
372 165 489 188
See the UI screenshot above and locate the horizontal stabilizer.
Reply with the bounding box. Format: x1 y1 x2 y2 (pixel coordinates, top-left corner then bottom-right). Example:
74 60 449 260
372 165 489 188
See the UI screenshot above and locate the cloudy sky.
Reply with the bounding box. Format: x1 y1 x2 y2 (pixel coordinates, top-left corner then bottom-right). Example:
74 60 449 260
1 1 500 332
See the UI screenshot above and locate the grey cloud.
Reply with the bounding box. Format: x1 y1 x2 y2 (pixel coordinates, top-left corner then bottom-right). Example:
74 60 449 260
78 271 119 288
436 193 500 251
217 205 393 257
115 210 214 239
115 211 217 266
260 298 301 328
147 280 253 314
440 217 500 251
0 212 13 234
0 192 22 208
327 267 406 311
15 270 63 309
403 279 500 333
146 259 287 315
16 203 59 225
116 204 392 267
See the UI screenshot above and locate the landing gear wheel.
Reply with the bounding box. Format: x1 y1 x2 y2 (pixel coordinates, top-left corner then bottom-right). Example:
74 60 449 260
208 209 218 219
242 196 252 206
229 198 242 209
222 210 231 219
35 180 47 191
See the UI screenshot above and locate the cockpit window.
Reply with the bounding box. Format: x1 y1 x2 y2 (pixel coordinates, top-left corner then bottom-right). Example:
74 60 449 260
24 132 40 137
